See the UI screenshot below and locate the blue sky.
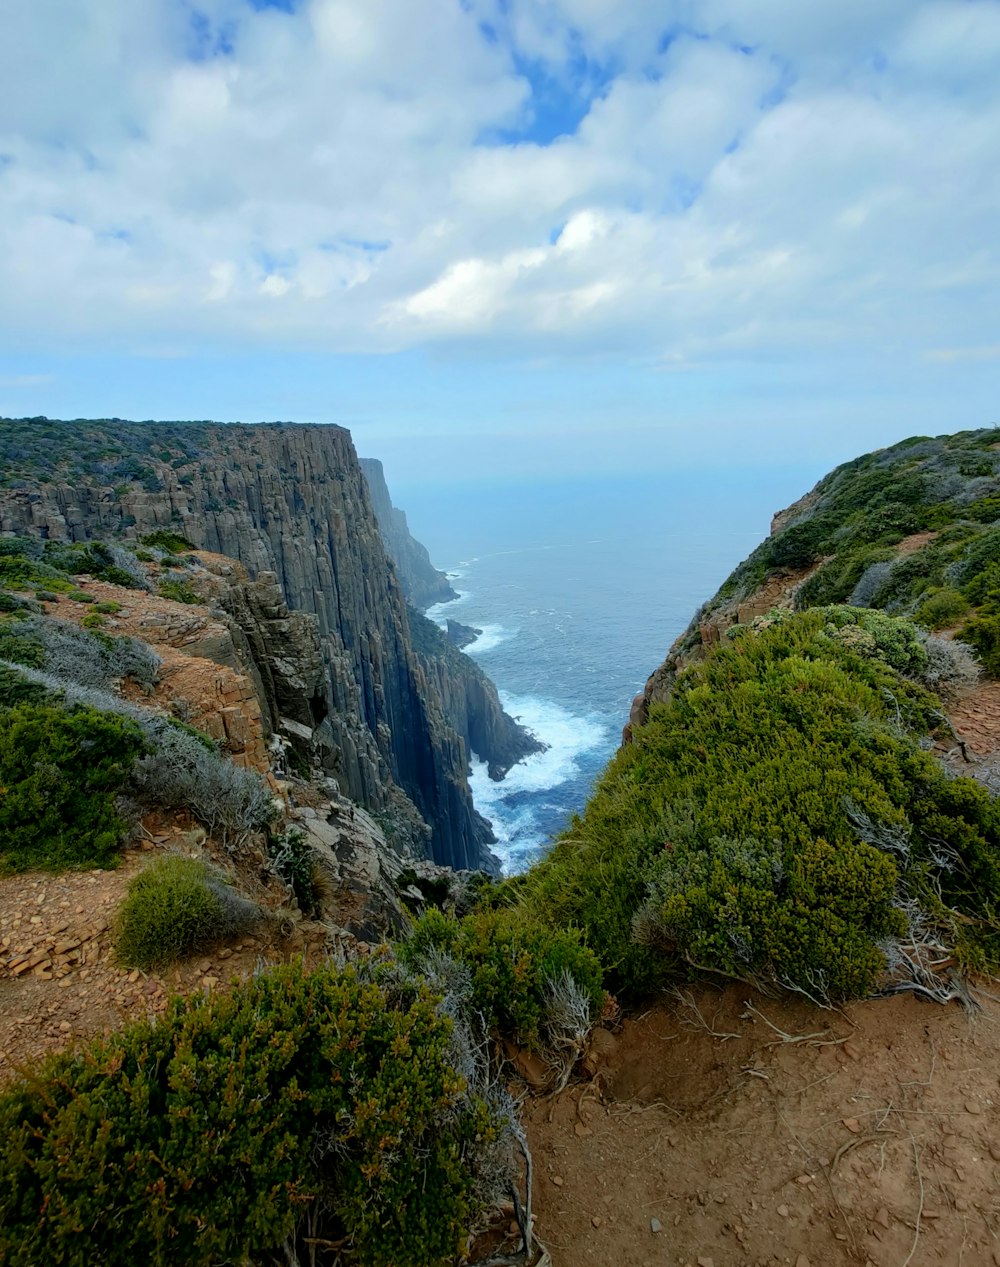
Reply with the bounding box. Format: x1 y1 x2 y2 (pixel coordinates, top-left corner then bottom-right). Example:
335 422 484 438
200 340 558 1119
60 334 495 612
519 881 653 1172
1 0 999 486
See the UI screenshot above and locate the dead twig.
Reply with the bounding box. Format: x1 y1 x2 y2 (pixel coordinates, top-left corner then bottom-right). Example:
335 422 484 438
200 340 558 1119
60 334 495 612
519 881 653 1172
741 1002 850 1047
830 1130 899 1176
670 987 741 1040
901 1138 925 1267
897 1040 936 1088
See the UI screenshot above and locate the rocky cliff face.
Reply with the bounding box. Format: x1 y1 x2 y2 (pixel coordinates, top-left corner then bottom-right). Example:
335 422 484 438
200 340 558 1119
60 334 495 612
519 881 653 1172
0 419 497 871
408 606 545 780
359 458 457 610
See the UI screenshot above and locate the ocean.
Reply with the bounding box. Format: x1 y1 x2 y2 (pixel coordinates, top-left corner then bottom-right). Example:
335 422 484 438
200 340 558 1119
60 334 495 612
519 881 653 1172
396 467 819 874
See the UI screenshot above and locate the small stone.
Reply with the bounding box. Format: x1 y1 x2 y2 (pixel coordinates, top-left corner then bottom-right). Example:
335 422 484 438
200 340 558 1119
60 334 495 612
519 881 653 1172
874 1207 890 1229
591 1216 602 1229
795 1174 813 1186
550 1175 563 1188
574 1122 592 1137
842 1117 862 1134
697 1258 714 1267
650 1218 663 1234
965 1101 982 1115
795 1257 811 1267
777 1204 790 1218
58 1021 71 1032
201 976 220 990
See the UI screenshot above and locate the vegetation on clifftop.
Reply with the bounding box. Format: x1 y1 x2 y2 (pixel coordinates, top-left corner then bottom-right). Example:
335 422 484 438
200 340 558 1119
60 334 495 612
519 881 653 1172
509 606 1000 1000
5 425 1000 1263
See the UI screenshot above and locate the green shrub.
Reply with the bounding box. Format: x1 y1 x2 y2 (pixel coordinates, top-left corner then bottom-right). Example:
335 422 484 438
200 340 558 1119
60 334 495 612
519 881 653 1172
0 702 148 872
960 612 1000 676
401 907 604 1050
114 856 260 969
42 541 149 591
0 664 52 709
0 958 509 1267
0 622 44 668
95 600 122 614
267 828 318 913
81 612 105 629
140 529 196 553
915 587 970 629
157 578 200 605
67 589 95 603
0 592 23 613
516 609 1000 999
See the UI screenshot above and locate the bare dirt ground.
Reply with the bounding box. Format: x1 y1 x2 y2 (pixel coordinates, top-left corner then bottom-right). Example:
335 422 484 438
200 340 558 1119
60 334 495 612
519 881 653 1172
0 822 329 1086
950 682 1000 763
526 984 1000 1267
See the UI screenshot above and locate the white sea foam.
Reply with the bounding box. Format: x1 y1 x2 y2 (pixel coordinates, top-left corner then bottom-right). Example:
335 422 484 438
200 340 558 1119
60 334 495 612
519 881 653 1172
463 623 513 654
470 693 608 874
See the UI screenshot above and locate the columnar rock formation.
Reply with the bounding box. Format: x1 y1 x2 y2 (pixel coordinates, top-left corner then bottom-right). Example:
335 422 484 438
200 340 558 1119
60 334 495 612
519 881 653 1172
0 419 523 871
359 457 457 610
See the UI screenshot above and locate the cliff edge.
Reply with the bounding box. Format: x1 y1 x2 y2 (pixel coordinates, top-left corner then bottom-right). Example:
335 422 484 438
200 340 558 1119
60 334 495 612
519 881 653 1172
0 418 515 871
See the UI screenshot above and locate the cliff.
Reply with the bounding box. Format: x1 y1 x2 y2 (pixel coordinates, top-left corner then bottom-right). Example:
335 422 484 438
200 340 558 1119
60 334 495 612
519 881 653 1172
0 418 506 871
407 606 545 779
359 457 457 610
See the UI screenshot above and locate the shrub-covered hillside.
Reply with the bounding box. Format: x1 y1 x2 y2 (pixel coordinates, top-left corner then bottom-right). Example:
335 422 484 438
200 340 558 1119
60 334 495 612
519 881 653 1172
504 429 1000 1006
513 606 999 1000
698 425 1000 668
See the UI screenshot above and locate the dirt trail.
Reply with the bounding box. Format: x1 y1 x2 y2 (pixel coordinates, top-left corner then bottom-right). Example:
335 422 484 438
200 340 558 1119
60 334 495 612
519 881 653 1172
526 985 1000 1267
950 681 1000 763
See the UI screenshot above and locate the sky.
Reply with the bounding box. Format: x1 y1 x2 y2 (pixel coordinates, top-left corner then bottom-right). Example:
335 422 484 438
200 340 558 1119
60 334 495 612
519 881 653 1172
1 0 999 485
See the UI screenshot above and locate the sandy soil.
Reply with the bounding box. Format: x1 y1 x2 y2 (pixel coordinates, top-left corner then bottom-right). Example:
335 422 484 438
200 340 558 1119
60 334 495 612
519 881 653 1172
526 984 1000 1267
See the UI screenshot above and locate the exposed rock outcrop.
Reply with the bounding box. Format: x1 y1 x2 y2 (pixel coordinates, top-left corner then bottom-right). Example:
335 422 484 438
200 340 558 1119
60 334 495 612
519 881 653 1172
408 606 545 780
359 457 457 610
0 419 499 871
445 619 483 649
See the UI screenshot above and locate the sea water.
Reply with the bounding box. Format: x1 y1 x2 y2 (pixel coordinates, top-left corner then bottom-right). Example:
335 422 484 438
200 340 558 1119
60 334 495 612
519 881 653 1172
397 467 819 874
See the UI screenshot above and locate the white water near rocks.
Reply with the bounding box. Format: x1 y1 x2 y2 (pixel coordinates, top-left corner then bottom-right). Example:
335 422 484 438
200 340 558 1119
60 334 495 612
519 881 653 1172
409 468 819 874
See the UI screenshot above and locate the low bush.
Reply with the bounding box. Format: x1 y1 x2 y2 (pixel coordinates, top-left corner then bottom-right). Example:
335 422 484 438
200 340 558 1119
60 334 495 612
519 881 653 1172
267 827 318 913
0 663 273 850
157 578 200 605
0 957 515 1267
0 664 51 708
401 906 604 1051
0 614 159 690
113 856 260 969
140 529 195 554
960 612 1000 676
516 609 1000 999
915 586 971 629
0 702 148 872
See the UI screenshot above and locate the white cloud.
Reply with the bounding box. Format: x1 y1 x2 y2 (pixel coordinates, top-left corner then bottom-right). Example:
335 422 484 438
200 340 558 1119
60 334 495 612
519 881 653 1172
0 0 998 370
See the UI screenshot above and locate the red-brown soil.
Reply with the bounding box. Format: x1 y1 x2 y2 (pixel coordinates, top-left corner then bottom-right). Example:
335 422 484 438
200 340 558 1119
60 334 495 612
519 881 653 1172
527 984 1000 1267
0 825 330 1086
